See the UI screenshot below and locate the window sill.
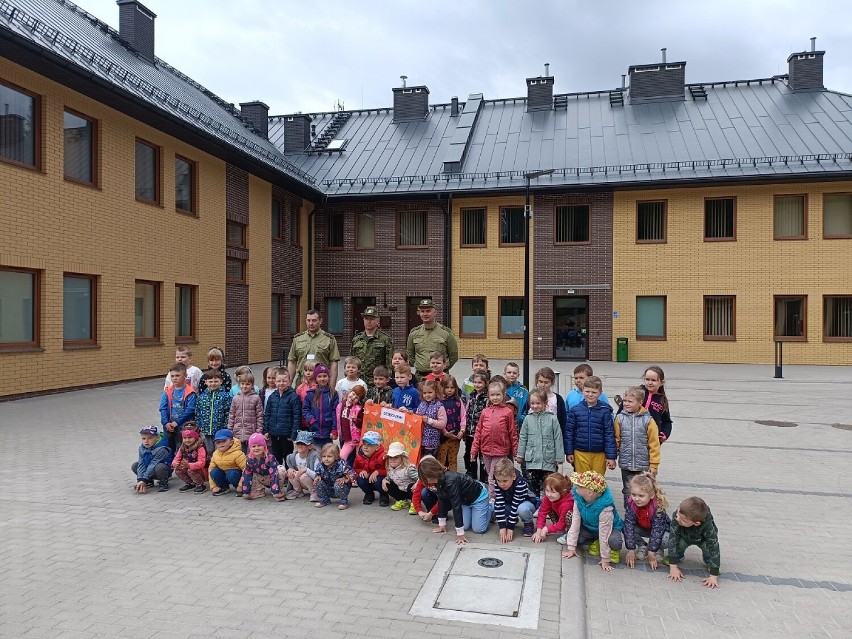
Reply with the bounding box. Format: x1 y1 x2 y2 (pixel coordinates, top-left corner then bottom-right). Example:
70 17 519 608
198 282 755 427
824 337 852 343
175 338 198 345
703 336 735 342
636 336 667 341
0 346 44 354
774 337 807 343
176 208 198 218
396 245 430 250
135 340 164 347
499 334 524 339
135 197 163 207
63 343 101 350
459 333 486 339
63 177 100 190
0 157 41 172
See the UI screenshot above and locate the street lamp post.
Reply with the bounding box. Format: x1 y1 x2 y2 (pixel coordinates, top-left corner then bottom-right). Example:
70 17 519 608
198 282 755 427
523 169 555 387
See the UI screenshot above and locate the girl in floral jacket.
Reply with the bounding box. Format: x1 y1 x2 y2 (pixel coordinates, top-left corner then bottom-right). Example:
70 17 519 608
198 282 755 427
241 433 284 501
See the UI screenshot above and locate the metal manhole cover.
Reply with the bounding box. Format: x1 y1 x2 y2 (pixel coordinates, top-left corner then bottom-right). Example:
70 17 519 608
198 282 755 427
478 557 503 568
754 420 798 428
832 423 852 431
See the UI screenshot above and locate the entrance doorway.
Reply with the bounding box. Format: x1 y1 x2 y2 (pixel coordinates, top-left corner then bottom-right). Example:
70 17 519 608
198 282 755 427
554 296 588 360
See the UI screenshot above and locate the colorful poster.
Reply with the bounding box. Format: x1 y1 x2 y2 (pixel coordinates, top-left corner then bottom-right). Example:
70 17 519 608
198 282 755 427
362 404 423 463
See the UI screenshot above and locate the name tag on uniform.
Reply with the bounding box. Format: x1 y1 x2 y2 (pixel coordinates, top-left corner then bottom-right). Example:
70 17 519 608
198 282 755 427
307 354 316 360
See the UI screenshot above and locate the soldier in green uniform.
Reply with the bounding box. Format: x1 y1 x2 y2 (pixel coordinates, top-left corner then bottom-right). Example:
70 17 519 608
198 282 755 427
287 309 341 386
351 306 394 387
406 298 459 381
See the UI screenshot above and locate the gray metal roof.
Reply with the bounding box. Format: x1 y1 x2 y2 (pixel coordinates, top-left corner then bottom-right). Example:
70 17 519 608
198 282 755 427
274 79 852 197
0 0 316 186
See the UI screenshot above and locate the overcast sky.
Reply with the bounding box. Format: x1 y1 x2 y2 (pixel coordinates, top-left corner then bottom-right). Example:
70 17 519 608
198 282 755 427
74 0 852 115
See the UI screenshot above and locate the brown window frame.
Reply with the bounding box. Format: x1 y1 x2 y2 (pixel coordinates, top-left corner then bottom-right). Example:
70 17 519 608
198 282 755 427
134 138 161 205
63 108 97 187
326 212 345 250
773 194 808 240
226 258 246 284
822 192 852 239
636 200 668 244
272 293 286 337
134 280 161 346
703 197 737 242
499 206 526 247
0 267 41 350
290 205 301 247
773 295 807 342
702 295 736 342
823 295 852 342
460 208 487 247
289 295 300 335
326 297 344 335
63 273 97 348
554 204 591 245
636 295 667 341
459 296 486 337
498 296 525 339
396 210 429 249
226 220 246 249
0 79 41 171
355 211 376 250
175 284 197 344
174 154 197 215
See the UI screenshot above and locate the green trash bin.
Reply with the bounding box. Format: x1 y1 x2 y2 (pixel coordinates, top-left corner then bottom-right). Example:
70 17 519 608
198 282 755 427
616 337 629 362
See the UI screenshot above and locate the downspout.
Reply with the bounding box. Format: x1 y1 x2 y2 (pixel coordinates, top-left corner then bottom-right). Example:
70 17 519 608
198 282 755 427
442 193 453 328
307 196 323 310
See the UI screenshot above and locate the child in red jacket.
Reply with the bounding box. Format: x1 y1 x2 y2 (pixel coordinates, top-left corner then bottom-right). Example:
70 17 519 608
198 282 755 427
471 381 519 500
354 430 388 506
532 472 574 543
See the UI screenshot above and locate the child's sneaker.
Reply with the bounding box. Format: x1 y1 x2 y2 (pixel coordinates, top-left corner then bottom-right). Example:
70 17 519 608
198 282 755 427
157 480 169 492
654 550 665 564
286 490 301 500
391 499 410 511
194 484 207 494
635 544 648 561
609 549 620 564
556 534 568 545
338 499 349 510
588 539 600 556
379 494 390 507
523 521 535 537
178 483 195 492
309 491 320 502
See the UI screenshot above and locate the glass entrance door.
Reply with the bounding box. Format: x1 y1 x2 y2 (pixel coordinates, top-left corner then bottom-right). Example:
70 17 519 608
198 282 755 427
554 296 589 360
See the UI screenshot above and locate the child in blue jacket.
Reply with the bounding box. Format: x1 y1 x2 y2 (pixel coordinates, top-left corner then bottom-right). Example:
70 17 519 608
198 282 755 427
264 369 302 464
132 425 173 493
303 364 339 451
564 376 616 476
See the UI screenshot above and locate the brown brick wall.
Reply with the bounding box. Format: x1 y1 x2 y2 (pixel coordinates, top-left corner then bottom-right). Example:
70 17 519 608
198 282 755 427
533 192 613 361
272 187 304 360
225 164 249 365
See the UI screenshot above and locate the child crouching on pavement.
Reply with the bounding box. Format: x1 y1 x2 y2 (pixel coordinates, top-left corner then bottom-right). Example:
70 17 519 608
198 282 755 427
533 472 574 544
208 429 246 496
132 425 173 493
354 430 388 506
382 442 419 511
283 431 320 500
313 443 355 509
560 471 624 571
172 424 208 493
241 433 284 501
667 496 721 588
418 455 494 543
493 458 537 541
624 473 670 570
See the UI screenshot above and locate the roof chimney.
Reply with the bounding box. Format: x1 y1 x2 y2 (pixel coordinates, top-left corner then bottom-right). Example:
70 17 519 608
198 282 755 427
526 63 554 112
393 81 430 123
450 96 459 117
239 101 269 139
787 38 825 92
116 0 156 63
281 114 311 152
628 55 685 103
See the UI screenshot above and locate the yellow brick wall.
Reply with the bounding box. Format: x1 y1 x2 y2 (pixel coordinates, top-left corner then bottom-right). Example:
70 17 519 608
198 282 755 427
451 195 530 359
247 175 271 363
0 58 228 396
613 182 852 364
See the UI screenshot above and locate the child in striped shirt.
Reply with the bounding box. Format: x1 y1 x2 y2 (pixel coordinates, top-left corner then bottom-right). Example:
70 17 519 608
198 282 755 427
493 458 537 540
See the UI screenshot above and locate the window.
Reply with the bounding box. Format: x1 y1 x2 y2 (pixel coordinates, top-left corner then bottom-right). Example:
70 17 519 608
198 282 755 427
774 195 806 239
500 207 525 245
636 296 666 340
823 194 852 238
134 281 160 344
356 212 375 249
824 296 852 341
289 295 300 333
272 294 285 336
704 198 735 241
499 297 525 338
460 297 486 336
135 139 160 204
226 221 246 248
63 109 95 185
703 296 735 341
326 298 343 334
174 155 195 214
271 199 283 239
774 296 806 341
327 213 344 249
461 208 486 247
226 258 246 284
555 205 590 243
290 206 300 246
0 268 39 348
0 80 38 168
398 210 427 247
175 285 195 342
636 201 666 242
63 274 96 345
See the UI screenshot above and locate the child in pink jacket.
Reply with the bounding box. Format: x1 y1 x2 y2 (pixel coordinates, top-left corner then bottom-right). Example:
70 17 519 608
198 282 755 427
471 381 519 500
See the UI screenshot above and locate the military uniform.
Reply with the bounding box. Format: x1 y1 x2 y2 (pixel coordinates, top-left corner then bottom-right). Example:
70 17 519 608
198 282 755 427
351 329 394 386
288 329 340 384
406 299 459 378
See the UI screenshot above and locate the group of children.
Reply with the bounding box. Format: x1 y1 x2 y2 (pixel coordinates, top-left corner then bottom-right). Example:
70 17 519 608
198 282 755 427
134 347 720 588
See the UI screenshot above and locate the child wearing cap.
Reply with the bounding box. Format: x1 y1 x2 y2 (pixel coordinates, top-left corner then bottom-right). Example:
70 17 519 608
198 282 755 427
313 443 355 509
132 425 173 493
241 433 284 501
667 496 721 588
303 364 339 451
283 431 320 500
560 471 624 571
208 429 247 496
354 430 388 506
382 442 419 511
171 423 208 493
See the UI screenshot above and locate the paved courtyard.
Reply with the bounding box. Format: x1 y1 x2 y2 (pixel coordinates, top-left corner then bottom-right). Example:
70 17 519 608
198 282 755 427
0 359 850 638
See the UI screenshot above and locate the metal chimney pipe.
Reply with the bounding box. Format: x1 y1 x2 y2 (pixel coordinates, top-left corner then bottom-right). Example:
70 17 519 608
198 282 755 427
661 47 667 63
400 75 407 88
450 96 459 116
544 62 550 77
810 37 816 52
621 74 626 89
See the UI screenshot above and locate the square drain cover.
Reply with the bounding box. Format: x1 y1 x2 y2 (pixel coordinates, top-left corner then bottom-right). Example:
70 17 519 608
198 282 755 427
410 543 545 629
